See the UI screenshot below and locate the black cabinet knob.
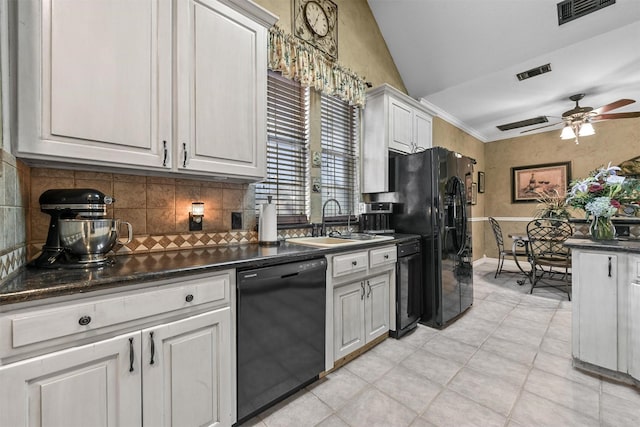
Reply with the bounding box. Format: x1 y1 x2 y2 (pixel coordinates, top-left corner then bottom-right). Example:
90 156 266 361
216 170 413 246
78 316 92 326
185 294 194 303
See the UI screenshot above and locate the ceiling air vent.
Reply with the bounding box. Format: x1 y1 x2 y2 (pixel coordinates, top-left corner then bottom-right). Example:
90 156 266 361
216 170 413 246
557 0 616 25
497 116 548 132
516 63 552 81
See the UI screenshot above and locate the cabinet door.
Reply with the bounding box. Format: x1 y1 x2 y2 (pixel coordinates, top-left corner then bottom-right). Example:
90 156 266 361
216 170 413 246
628 255 640 380
176 0 267 180
364 274 390 343
576 252 618 370
17 0 171 169
334 282 366 361
413 109 433 151
0 331 141 427
388 98 413 153
142 308 232 427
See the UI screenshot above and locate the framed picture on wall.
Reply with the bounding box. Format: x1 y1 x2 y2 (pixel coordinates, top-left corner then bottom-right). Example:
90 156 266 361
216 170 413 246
471 183 478 205
465 173 473 204
478 171 485 193
511 161 571 203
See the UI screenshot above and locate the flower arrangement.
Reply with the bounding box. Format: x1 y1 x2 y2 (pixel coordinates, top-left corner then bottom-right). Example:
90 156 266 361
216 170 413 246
533 188 570 220
566 163 640 240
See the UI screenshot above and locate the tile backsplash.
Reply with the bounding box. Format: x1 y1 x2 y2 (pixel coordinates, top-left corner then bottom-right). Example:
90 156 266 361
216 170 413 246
0 151 29 282
27 168 258 259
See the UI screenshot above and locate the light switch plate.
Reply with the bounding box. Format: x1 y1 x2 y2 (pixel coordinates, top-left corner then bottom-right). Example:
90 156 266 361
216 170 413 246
231 212 242 230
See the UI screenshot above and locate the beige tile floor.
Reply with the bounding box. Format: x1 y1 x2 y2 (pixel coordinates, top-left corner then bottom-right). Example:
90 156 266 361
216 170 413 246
241 263 640 427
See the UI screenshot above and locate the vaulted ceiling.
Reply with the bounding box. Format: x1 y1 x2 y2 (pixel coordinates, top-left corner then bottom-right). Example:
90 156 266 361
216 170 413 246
367 0 640 142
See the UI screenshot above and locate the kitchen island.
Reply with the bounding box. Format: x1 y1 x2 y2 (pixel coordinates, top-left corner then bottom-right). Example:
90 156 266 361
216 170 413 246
564 237 640 386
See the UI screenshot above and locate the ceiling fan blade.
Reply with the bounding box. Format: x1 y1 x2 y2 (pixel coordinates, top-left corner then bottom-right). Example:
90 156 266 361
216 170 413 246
592 112 640 121
593 99 635 115
520 122 562 133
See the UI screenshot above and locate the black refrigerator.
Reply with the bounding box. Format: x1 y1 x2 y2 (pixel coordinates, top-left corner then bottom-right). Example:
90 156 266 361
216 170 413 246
391 147 474 328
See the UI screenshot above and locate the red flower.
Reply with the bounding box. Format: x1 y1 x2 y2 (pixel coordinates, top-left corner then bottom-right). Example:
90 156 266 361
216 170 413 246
610 199 621 209
589 183 604 192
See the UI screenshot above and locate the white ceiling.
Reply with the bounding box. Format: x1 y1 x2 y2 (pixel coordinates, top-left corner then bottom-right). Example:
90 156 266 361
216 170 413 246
367 0 640 142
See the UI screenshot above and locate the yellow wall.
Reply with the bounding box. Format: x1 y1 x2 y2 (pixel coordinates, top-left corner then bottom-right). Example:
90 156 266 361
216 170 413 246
433 118 487 260
483 117 640 258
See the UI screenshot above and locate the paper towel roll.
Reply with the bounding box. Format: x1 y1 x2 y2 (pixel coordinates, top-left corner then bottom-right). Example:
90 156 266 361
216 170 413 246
259 201 278 245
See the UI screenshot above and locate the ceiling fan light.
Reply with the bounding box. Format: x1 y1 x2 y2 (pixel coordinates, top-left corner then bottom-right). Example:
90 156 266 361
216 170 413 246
560 124 576 139
579 122 595 136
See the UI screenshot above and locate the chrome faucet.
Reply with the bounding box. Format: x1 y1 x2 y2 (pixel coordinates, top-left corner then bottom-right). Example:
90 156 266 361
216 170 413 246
322 198 342 236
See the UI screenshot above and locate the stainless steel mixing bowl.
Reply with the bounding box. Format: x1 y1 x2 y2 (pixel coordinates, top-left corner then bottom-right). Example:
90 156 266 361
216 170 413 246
58 219 133 261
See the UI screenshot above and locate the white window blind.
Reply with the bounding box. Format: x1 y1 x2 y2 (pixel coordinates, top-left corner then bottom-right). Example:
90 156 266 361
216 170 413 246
255 71 310 222
321 94 360 217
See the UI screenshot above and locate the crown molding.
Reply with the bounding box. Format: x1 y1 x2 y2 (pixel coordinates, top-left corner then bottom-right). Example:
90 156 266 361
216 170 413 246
418 98 489 143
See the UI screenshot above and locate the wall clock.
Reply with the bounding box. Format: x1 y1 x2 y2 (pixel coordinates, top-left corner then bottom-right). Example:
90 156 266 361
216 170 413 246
293 0 338 59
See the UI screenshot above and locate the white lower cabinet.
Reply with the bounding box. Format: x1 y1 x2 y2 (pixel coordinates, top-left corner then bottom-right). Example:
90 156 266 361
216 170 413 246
574 251 618 370
334 281 366 358
0 308 231 427
629 281 640 379
143 309 231 427
365 275 391 342
334 274 390 360
0 331 141 426
0 272 233 427
571 248 640 384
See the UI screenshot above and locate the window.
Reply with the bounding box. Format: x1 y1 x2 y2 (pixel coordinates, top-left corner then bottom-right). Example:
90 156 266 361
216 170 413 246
320 94 360 217
255 71 310 222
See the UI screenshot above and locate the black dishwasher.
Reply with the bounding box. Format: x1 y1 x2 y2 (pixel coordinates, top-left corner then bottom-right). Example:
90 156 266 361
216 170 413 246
236 258 327 424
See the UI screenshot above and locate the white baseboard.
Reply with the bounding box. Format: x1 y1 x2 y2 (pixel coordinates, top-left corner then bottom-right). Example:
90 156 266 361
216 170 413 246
474 256 523 271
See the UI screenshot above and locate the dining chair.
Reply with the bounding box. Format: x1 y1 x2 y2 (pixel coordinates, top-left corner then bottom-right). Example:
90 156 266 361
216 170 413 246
525 218 573 299
488 217 528 278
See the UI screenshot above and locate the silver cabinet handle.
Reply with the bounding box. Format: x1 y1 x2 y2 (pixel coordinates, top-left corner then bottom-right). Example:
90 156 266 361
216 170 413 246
360 282 365 300
367 280 372 298
608 256 612 278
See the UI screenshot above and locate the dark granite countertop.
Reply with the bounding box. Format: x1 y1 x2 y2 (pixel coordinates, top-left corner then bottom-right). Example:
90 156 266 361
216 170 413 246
0 234 419 308
564 237 640 254
569 217 640 224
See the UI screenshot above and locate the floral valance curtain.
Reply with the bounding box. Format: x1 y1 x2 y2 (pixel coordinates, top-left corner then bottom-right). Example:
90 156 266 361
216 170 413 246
268 26 367 108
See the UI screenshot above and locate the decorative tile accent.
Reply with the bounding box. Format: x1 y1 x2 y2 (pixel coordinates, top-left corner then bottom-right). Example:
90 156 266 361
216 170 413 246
572 223 640 239
25 225 349 260
0 246 27 283
104 230 261 254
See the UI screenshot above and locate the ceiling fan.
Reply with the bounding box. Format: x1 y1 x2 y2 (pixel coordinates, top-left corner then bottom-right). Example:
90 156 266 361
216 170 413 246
522 93 640 143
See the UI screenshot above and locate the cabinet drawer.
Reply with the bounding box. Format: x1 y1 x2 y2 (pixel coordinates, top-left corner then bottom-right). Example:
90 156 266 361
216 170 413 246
333 252 368 277
8 274 230 349
369 246 397 268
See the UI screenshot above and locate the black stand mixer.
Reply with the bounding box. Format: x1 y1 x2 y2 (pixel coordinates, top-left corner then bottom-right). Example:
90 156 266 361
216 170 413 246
29 188 122 268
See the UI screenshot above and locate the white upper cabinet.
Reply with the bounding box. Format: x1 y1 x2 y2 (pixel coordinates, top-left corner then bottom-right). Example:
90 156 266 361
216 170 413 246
16 0 172 169
175 0 270 179
14 0 276 181
362 84 434 193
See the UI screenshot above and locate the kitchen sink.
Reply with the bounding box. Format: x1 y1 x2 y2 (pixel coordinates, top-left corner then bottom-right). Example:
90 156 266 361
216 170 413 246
286 234 394 248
